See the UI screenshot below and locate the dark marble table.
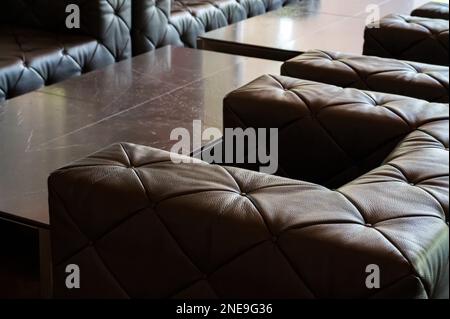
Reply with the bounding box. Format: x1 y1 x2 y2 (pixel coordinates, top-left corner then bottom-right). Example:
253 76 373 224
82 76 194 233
0 46 281 228
198 0 431 60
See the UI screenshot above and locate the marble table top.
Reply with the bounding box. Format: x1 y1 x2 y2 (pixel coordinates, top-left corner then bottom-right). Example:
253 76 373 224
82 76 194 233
0 46 281 227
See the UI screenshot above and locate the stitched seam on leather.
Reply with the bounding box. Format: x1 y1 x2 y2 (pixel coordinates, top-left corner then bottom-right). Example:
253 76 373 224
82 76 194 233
90 245 132 297
187 171 318 297
385 163 446 217
50 188 90 265
62 52 84 74
243 194 319 297
376 214 445 224
273 244 317 298
415 174 449 185
371 227 430 298
285 89 355 166
335 59 446 98
121 146 205 279
368 273 426 298
168 277 219 298
282 221 364 233
365 31 395 57
414 185 448 220
334 59 373 90
171 239 270 297
9 28 33 93
246 183 318 194
217 166 243 192
365 101 413 131
415 127 447 148
333 190 367 224
156 189 243 206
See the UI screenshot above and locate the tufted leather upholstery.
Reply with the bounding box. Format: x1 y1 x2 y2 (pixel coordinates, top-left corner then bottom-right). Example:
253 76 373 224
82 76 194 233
0 0 132 101
223 75 449 189
132 0 299 55
281 50 449 103
411 2 449 20
49 76 449 298
131 0 184 54
363 14 449 66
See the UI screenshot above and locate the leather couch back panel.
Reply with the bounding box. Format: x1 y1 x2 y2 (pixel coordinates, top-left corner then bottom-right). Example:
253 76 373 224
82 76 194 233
223 75 449 188
0 0 132 100
0 25 115 100
1 0 132 61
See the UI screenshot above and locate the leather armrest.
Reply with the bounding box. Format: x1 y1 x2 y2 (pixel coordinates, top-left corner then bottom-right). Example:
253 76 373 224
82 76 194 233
48 141 448 298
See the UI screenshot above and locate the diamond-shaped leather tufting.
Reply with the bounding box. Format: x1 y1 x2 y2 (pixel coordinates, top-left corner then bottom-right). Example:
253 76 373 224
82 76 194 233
223 75 449 190
281 50 449 103
364 14 449 66
49 77 449 298
0 0 132 101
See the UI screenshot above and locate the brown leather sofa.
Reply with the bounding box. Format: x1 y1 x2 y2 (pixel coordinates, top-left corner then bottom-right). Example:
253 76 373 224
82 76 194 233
363 14 449 66
49 76 449 298
281 50 449 103
0 0 132 102
132 0 299 55
412 2 449 20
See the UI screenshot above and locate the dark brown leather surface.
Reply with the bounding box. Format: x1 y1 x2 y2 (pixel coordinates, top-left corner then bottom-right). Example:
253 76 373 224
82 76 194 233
132 0 298 54
49 76 449 298
224 75 449 189
281 50 449 103
0 0 132 101
363 14 449 66
411 1 449 20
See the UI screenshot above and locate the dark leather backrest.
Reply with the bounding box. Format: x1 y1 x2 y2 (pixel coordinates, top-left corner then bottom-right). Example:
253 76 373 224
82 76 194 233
131 0 184 55
0 0 132 60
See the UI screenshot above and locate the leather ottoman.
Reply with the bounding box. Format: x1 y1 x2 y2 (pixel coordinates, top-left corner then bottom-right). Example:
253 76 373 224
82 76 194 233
281 50 449 102
363 14 449 66
411 2 449 20
49 77 449 298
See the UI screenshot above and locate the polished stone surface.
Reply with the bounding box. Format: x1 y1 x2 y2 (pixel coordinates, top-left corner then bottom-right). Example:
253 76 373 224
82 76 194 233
0 46 282 227
198 0 432 59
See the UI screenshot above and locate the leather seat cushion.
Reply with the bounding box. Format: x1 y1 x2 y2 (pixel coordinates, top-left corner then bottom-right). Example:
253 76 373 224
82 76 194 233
411 2 449 20
363 14 449 66
281 50 449 103
0 25 115 101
